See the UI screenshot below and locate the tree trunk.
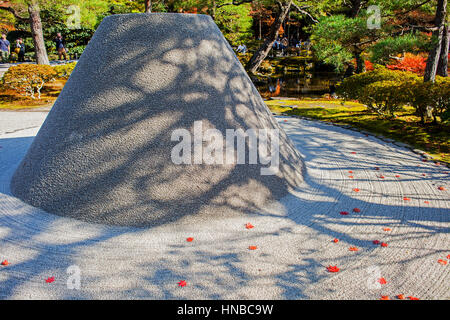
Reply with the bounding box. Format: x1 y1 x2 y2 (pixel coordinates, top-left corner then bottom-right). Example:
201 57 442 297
350 0 362 18
28 2 49 65
424 0 447 82
259 16 262 40
145 0 152 13
355 50 365 74
248 1 292 74
437 25 449 77
211 0 216 19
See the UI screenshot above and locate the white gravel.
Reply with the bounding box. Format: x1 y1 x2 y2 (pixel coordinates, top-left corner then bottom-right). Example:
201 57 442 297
0 112 448 300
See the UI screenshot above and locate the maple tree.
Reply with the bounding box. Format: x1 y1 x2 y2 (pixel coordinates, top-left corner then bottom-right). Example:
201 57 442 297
387 53 428 75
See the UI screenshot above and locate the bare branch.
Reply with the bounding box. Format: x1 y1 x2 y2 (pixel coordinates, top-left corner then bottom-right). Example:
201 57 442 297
0 3 28 21
217 0 253 9
291 2 318 23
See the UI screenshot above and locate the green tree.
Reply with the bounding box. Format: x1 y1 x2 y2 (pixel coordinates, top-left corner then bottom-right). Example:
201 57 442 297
424 0 448 82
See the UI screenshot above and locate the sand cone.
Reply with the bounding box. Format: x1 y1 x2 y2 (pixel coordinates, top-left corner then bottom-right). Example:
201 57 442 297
11 13 303 227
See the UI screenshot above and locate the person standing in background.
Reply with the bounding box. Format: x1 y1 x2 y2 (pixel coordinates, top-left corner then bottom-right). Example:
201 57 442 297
16 38 26 62
0 33 10 63
54 33 67 60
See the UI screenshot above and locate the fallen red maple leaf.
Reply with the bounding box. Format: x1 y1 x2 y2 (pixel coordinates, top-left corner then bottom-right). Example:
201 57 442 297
178 280 187 287
383 228 391 232
1 260 9 266
447 254 450 259
353 208 361 213
348 171 353 173
349 246 359 251
403 197 411 201
245 223 254 229
397 294 405 300
186 237 194 242
46 277 55 283
381 242 388 247
379 176 385 179
378 277 387 284
407 296 419 300
437 259 447 265
333 238 339 243
353 188 360 192
349 176 354 179
373 240 380 245
249 246 258 250
438 186 446 191
424 201 430 204
395 175 400 178
340 211 349 215
327 266 340 272
380 296 390 300
351 152 357 154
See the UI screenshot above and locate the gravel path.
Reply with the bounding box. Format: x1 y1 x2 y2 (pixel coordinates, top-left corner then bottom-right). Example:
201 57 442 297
0 112 448 300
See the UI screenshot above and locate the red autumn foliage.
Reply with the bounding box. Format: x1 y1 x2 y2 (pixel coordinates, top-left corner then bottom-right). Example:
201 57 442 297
178 280 187 287
46 277 55 283
1 260 9 266
245 223 254 229
386 53 427 75
365 60 374 71
327 266 340 273
378 277 387 284
249 246 258 250
186 237 194 242
353 208 361 213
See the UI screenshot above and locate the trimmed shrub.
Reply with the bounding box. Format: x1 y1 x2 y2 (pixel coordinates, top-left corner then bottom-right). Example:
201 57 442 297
337 66 416 117
2 64 56 99
53 62 77 79
432 77 450 123
338 67 450 123
360 80 412 117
